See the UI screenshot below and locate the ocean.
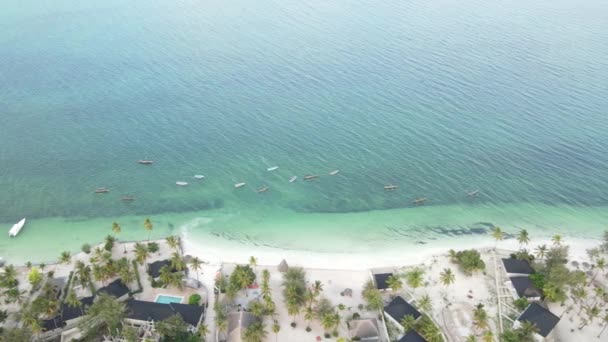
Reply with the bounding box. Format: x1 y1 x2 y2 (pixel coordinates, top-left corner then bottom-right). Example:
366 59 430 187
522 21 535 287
1 0 607 263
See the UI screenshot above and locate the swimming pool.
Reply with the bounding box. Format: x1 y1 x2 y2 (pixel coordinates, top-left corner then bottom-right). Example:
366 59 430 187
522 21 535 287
155 295 183 304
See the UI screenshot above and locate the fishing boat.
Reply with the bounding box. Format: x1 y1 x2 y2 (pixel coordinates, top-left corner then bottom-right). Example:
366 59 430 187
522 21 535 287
384 185 398 191
8 218 26 237
413 198 428 205
467 190 480 197
257 186 269 193
329 170 339 175
267 166 279 171
235 182 246 188
95 188 109 193
303 174 319 181
194 175 205 179
121 196 135 201
289 176 297 183
176 181 189 186
138 160 153 165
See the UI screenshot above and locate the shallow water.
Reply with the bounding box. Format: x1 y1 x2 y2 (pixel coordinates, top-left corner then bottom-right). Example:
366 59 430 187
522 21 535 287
1 0 607 263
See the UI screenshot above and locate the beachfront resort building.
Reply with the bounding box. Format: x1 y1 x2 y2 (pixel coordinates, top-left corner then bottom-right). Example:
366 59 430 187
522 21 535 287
373 272 394 291
348 318 382 342
514 302 560 340
502 258 535 276
383 296 422 332
226 311 259 342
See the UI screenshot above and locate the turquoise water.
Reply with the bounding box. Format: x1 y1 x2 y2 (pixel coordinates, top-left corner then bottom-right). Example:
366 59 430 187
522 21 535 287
1 0 607 262
155 295 183 304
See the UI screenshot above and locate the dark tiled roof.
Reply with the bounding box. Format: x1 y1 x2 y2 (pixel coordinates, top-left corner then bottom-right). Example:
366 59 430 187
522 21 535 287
399 330 427 342
125 299 204 326
384 296 421 322
148 260 173 278
374 273 393 290
42 296 95 332
61 296 94 321
502 258 534 274
97 278 129 298
510 276 542 298
42 317 65 332
517 303 560 337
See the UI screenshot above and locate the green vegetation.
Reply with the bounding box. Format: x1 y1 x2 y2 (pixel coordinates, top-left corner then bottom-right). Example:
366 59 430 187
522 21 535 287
405 267 425 294
500 321 538 342
144 218 153 241
148 241 160 253
448 249 485 275
81 243 92 254
282 267 307 324
188 294 201 305
439 268 455 287
361 280 383 311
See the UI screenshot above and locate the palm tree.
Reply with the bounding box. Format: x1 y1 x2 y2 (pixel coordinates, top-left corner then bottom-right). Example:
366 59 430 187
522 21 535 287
166 235 179 252
85 293 127 336
65 290 81 309
4 287 26 304
250 301 265 318
405 268 424 295
133 242 150 266
517 229 530 249
249 256 258 267
1 264 18 287
440 268 455 288
386 275 403 293
190 257 203 284
159 265 173 287
417 295 432 313
482 330 494 342
490 226 505 248
588 258 606 285
198 324 209 341
580 305 600 329
473 303 489 331
304 306 314 328
534 244 548 260
119 263 135 289
272 321 280 342
321 312 336 333
465 336 477 342
170 252 185 271
112 222 121 236
311 280 324 299
144 218 153 241
400 314 416 332
59 251 71 264
552 234 563 246
598 313 608 338
243 321 267 342
518 321 539 338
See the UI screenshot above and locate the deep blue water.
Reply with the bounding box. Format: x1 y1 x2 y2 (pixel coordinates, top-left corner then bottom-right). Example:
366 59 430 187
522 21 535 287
1 0 608 223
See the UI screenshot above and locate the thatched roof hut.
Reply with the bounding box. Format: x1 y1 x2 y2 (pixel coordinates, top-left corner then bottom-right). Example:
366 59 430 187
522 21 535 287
278 259 289 272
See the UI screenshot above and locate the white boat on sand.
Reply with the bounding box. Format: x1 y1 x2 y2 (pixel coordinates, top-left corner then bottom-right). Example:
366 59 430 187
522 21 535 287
176 181 189 186
289 176 297 183
9 218 26 237
235 182 246 188
267 166 279 171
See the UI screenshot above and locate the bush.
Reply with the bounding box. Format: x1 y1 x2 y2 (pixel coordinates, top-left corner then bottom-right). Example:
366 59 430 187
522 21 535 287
147 242 160 253
352 312 360 319
188 294 202 305
305 326 311 332
290 322 296 328
332 330 338 337
338 303 345 310
449 249 485 275
324 333 331 338
513 297 529 311
81 243 91 254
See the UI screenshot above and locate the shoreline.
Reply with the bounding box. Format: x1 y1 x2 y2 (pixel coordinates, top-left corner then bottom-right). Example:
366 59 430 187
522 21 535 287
1 202 606 266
